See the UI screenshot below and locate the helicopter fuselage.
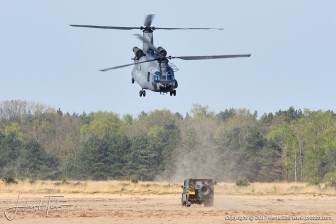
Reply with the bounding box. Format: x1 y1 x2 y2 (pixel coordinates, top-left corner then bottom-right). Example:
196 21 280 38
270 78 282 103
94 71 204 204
132 52 178 94
131 30 178 96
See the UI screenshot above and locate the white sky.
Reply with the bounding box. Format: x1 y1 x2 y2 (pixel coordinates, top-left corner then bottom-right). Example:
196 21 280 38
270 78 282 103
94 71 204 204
1 0 335 117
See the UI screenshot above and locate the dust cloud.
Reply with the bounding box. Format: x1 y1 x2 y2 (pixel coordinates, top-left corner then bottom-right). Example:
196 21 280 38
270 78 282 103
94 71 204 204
166 118 231 182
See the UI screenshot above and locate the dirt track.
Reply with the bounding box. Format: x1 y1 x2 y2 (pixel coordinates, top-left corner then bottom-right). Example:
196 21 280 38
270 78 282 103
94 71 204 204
0 194 335 224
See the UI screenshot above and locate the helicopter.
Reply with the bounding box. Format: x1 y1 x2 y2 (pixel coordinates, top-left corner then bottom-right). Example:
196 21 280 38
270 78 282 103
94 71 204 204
70 14 251 97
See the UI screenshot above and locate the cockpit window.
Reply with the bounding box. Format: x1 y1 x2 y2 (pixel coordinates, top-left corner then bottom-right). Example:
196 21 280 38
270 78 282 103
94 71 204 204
167 72 173 80
154 71 174 81
161 71 174 80
154 72 161 81
161 66 174 80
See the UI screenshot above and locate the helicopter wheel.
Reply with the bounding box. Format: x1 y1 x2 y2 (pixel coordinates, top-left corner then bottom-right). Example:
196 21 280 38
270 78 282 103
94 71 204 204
139 90 146 97
132 78 135 84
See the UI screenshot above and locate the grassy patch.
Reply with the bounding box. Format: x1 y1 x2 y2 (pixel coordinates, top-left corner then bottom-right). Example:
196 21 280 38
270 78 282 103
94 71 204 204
0 180 335 196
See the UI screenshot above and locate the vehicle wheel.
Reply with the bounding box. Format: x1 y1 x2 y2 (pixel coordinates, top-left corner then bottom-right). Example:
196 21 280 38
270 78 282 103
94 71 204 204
170 91 172 96
139 90 143 97
209 199 214 207
143 90 146 97
185 195 190 207
204 199 214 207
173 90 176 96
181 197 185 206
132 78 135 84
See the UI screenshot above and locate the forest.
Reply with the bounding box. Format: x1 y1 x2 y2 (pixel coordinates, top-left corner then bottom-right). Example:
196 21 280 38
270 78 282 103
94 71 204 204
0 100 335 184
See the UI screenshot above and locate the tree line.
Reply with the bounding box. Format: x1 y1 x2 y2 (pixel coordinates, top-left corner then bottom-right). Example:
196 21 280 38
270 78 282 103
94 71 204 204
0 100 335 184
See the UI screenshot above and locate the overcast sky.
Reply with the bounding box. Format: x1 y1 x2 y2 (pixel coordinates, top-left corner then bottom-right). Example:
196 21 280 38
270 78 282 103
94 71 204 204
1 0 335 117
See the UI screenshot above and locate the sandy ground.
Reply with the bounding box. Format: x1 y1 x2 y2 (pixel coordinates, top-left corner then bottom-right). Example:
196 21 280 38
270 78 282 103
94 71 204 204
0 193 335 224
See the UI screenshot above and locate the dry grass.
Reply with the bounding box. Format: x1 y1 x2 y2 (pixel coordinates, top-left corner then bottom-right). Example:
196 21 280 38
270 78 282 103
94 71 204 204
0 180 335 196
215 182 336 196
0 180 181 195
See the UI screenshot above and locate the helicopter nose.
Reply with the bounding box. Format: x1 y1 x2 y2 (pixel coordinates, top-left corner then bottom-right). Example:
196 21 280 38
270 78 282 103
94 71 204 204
157 82 173 91
159 80 177 90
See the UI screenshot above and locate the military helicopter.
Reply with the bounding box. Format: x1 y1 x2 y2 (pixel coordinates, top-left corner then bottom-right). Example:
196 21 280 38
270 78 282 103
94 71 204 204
70 14 251 97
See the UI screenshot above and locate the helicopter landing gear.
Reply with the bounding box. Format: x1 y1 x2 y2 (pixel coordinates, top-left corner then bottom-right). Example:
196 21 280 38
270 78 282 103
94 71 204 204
170 90 176 96
132 78 135 84
139 89 146 97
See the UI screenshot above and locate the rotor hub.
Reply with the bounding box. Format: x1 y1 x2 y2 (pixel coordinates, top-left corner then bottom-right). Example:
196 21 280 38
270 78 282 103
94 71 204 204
140 26 155 32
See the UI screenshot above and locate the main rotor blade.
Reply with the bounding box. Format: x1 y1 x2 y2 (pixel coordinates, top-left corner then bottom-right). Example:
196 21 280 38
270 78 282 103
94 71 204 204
144 14 155 27
70 24 223 31
100 58 158 72
134 34 160 54
154 27 224 30
70 24 140 30
168 54 251 60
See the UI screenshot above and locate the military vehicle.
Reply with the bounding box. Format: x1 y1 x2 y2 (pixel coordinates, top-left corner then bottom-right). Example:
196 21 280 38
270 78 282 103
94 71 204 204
181 178 215 207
